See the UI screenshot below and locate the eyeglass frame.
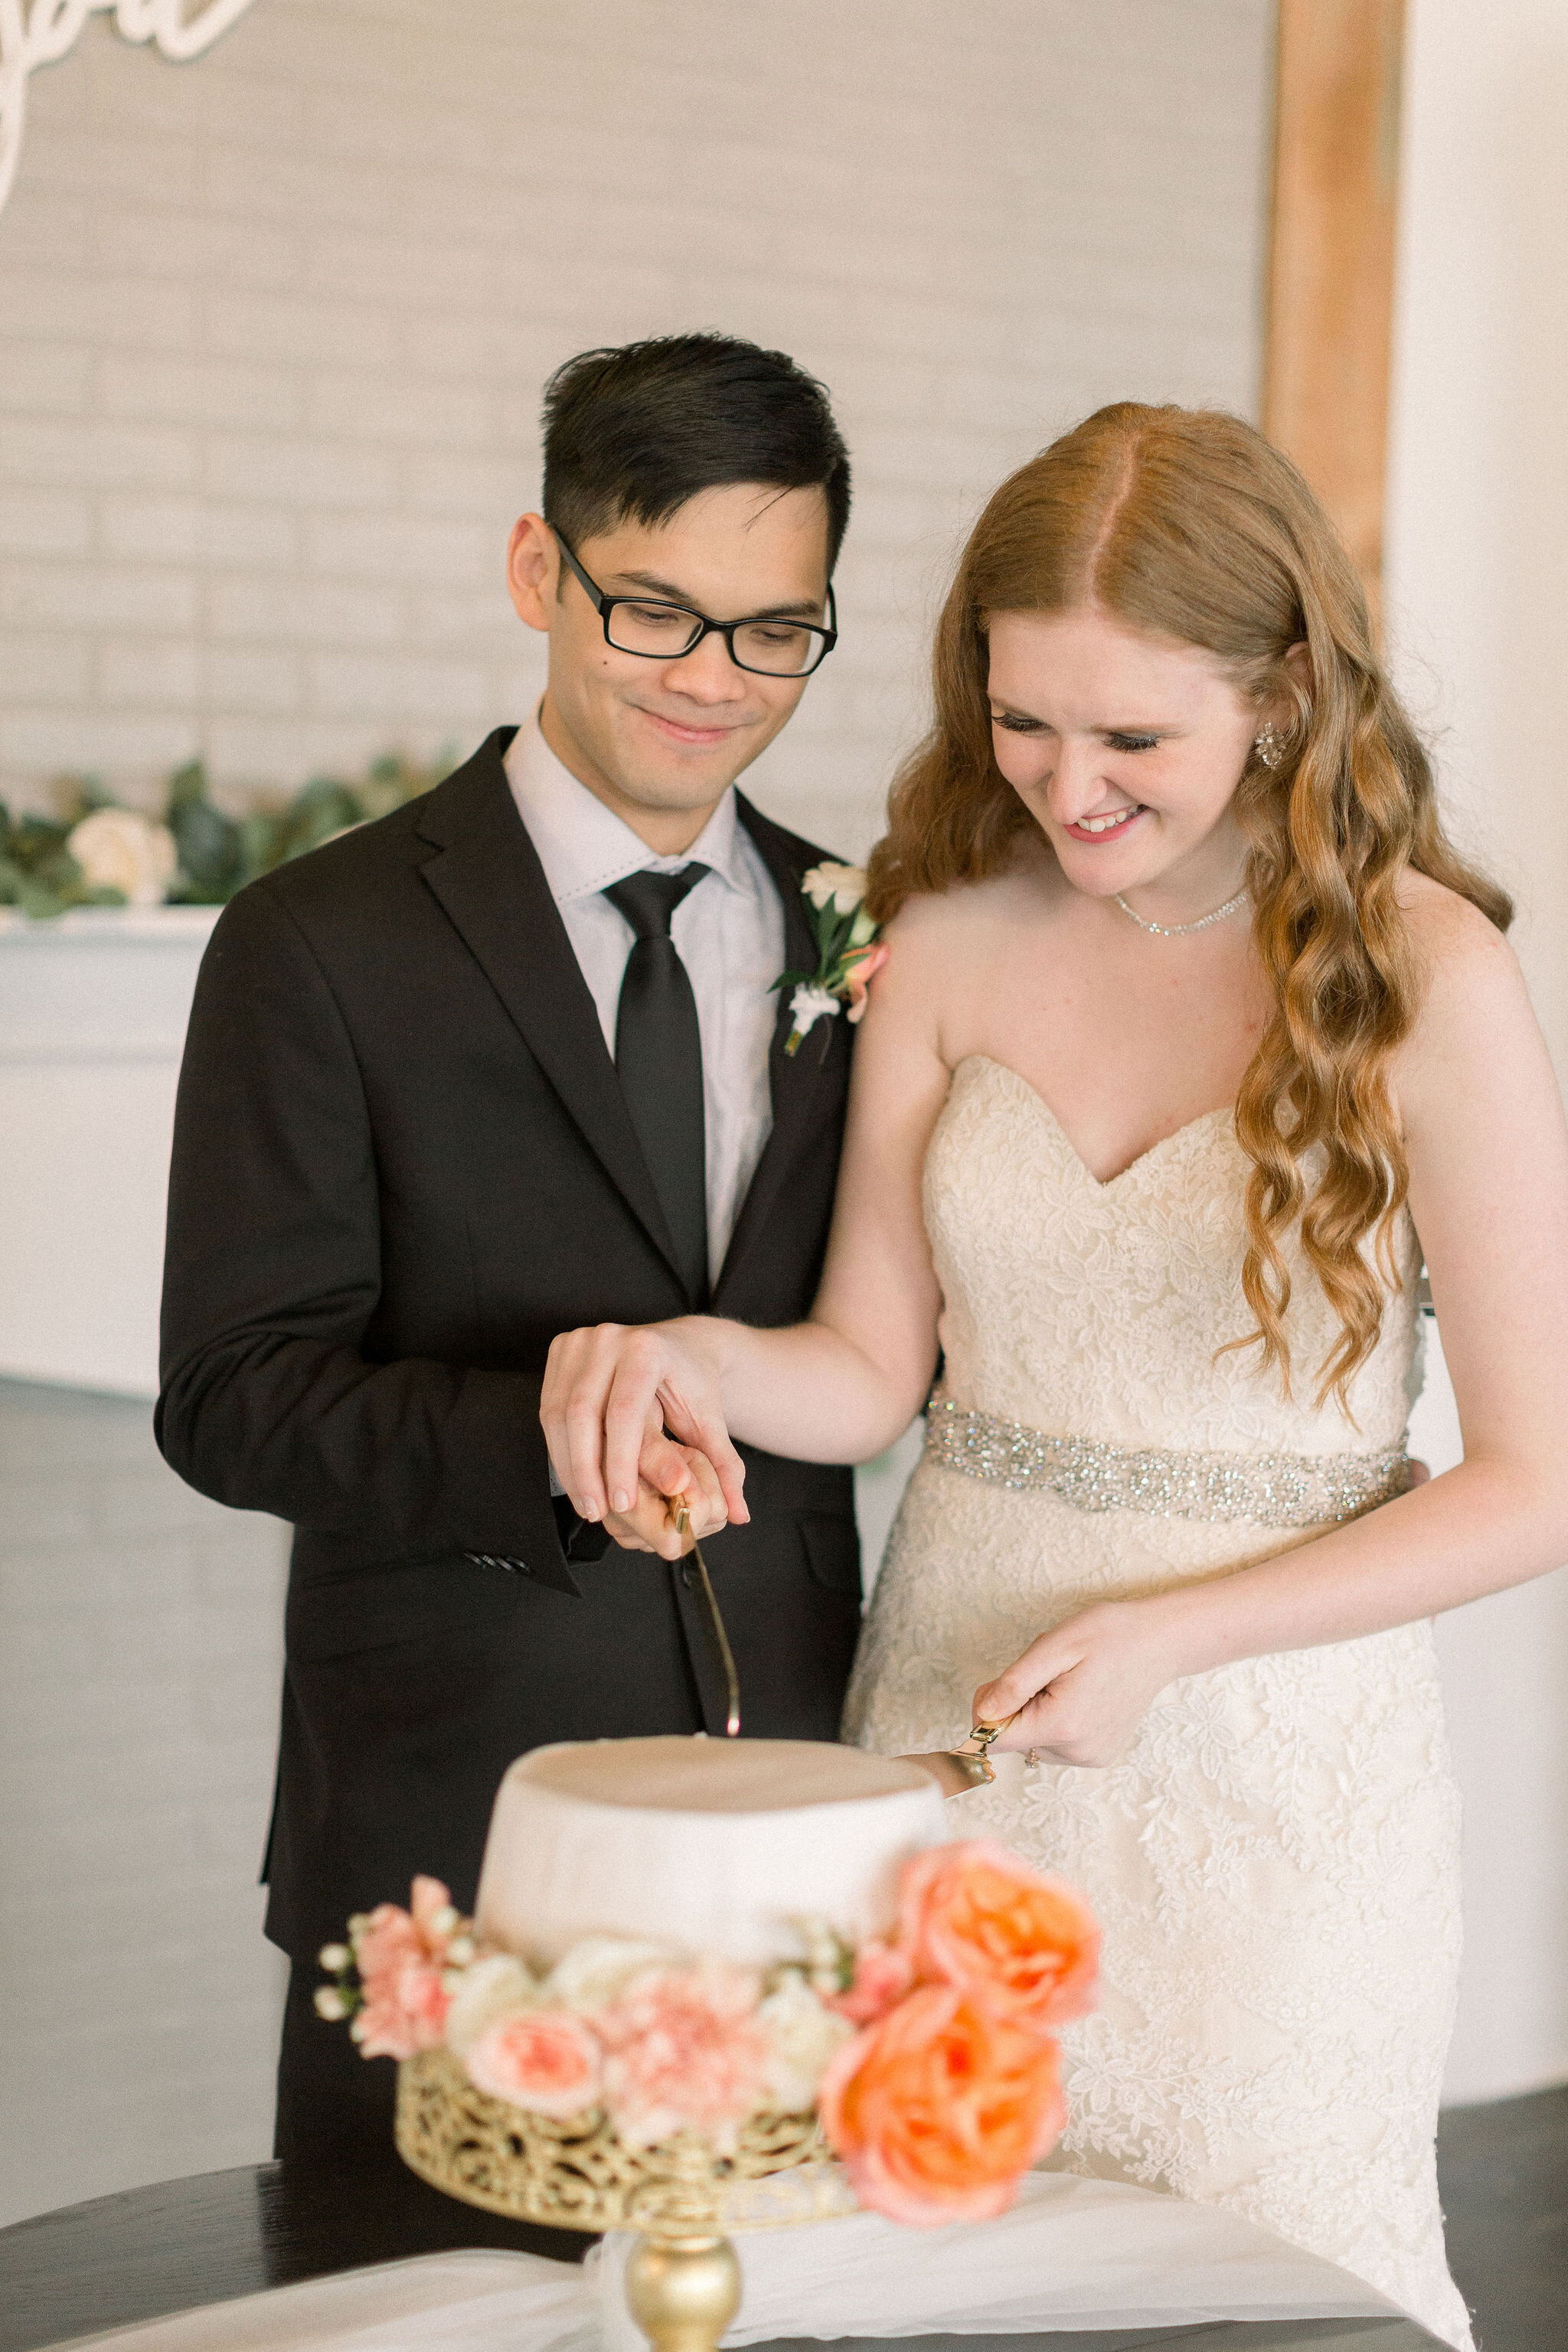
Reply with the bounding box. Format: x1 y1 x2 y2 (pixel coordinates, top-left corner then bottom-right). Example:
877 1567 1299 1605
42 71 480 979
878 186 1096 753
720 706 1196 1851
552 528 838 678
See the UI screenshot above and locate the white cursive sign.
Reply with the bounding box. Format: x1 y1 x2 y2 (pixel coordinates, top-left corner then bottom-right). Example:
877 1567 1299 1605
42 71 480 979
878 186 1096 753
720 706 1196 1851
0 0 260 217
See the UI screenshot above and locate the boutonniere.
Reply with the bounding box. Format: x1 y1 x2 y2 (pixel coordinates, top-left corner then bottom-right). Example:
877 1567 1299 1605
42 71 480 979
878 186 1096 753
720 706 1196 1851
773 863 890 1056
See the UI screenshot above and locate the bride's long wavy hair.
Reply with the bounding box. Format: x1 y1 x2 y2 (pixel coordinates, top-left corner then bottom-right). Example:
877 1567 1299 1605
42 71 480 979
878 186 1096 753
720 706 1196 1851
866 403 1511 1408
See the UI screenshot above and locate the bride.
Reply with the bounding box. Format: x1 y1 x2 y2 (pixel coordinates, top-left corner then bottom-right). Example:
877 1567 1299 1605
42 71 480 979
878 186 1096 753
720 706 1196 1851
541 402 1568 2350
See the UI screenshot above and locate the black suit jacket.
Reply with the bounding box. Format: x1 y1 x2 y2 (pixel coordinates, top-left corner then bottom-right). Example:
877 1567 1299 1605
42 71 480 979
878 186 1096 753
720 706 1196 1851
156 729 861 1962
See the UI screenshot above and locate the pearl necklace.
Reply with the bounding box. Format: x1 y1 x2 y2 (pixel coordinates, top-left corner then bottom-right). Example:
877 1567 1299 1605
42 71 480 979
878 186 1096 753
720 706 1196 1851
1112 887 1248 939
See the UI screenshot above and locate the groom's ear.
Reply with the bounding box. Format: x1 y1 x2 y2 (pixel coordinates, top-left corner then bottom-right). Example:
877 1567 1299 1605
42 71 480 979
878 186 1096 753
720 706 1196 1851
507 512 560 633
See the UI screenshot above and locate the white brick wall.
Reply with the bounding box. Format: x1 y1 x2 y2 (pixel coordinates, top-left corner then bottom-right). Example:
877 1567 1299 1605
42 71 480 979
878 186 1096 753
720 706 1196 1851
0 0 1272 854
0 1378 288 2226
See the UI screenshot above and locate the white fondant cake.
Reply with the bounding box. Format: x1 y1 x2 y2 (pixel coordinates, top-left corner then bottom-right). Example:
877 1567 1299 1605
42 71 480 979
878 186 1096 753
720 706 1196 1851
475 1736 948 1967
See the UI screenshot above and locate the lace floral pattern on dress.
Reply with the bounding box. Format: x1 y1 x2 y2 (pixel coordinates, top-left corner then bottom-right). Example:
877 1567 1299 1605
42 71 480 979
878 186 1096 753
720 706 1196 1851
844 1057 1472 2351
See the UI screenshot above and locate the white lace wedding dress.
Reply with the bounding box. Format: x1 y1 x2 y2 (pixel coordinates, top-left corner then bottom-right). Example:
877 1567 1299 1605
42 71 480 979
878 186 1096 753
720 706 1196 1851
844 1055 1472 2352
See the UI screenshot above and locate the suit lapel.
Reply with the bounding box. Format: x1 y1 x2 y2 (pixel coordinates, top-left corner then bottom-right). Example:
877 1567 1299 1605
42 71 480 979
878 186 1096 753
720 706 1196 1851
713 796 851 1299
414 733 684 1287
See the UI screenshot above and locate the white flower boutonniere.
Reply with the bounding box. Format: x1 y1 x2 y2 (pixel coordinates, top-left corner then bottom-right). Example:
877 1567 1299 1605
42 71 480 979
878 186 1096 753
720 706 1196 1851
774 864 890 1056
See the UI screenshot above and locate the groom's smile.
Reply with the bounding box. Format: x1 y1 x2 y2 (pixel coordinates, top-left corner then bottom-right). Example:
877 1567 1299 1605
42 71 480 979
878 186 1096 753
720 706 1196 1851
508 480 834 857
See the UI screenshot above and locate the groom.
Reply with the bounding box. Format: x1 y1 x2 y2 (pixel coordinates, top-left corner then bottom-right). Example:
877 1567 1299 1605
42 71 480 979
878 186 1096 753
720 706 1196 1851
156 334 863 2160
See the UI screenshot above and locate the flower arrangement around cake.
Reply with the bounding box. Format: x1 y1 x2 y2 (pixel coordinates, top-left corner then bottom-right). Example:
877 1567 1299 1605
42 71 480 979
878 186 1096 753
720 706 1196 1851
316 1840 1098 2226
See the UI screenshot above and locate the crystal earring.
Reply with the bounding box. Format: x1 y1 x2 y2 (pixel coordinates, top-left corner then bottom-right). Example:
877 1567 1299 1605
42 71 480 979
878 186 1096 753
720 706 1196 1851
1253 721 1285 770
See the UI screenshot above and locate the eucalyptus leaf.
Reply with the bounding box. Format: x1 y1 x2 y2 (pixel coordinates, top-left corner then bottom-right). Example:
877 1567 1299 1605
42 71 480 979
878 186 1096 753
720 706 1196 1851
170 793 242 890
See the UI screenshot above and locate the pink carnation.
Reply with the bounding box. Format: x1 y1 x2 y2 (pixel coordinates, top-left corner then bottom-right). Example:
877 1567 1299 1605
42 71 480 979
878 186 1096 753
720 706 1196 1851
466 2008 603 2118
594 1964 769 2151
351 1875 459 2061
826 1938 916 2025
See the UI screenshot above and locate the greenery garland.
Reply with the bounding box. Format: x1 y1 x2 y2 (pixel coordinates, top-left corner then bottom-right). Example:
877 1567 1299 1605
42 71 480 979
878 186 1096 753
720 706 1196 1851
0 750 453 920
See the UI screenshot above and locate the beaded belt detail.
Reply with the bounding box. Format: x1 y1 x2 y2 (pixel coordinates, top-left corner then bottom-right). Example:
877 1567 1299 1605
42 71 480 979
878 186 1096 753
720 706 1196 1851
924 1398 1409 1528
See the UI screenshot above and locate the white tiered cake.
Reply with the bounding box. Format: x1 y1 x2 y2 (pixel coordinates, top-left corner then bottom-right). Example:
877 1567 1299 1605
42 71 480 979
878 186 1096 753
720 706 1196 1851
475 1735 949 1967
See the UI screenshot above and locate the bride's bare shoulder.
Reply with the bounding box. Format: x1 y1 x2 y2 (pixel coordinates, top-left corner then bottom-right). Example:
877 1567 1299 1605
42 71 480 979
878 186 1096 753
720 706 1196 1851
880 835 1063 970
1397 868 1518 995
1395 867 1529 1077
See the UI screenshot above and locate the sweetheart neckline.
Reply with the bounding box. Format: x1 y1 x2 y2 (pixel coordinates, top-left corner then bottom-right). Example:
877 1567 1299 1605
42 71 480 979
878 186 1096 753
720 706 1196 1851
955 1054 1236 1191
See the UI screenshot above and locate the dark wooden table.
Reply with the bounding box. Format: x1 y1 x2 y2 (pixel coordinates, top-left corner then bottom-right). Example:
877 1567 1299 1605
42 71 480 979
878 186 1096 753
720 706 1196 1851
0 2151 1444 2352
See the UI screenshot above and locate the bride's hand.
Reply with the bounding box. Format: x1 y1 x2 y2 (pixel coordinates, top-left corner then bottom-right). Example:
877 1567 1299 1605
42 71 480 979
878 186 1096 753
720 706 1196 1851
541 1321 751 1531
973 1598 1185 1769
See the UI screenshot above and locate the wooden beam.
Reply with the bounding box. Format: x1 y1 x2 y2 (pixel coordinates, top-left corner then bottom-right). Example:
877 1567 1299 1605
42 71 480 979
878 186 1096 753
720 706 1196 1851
1263 0 1404 625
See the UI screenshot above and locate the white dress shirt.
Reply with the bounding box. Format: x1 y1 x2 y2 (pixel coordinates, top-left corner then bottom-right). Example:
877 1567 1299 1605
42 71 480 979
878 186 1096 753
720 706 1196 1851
504 715 786 1277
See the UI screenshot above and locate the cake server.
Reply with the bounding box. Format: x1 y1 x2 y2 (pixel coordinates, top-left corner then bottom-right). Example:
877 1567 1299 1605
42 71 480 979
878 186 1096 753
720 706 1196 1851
901 1710 1021 1797
672 1499 741 1736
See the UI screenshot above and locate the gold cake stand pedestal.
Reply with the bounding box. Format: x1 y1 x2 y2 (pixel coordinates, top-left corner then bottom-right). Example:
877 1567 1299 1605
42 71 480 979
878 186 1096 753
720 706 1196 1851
396 2047 856 2352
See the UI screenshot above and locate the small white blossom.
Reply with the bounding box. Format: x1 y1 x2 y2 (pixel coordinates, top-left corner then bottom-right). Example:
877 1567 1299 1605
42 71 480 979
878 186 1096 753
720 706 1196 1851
758 1976 854 2113
802 862 867 916
317 1942 350 1972
444 1952 538 2058
788 982 841 1044
545 1935 678 2014
313 1986 349 2020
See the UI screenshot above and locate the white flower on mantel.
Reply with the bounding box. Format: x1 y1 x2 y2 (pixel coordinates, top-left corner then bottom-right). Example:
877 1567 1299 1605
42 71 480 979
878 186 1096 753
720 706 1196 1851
66 808 178 907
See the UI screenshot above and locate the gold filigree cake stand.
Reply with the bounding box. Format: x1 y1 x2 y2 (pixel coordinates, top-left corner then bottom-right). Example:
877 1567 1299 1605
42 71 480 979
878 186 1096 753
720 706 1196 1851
396 2047 856 2352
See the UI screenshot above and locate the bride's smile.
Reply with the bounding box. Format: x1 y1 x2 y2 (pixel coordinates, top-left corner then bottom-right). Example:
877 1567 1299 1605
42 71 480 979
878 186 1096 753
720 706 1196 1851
983 603 1278 931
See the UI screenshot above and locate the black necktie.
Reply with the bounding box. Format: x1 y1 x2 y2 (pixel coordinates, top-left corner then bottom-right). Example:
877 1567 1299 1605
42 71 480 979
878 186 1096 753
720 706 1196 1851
603 864 710 1306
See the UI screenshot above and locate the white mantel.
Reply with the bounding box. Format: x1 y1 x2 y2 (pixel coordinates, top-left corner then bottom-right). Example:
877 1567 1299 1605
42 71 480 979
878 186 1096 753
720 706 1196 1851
0 906 219 1397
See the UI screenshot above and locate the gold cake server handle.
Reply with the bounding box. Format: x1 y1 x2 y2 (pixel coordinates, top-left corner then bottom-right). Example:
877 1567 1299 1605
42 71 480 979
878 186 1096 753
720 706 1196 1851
672 1499 741 1738
900 1710 1020 1798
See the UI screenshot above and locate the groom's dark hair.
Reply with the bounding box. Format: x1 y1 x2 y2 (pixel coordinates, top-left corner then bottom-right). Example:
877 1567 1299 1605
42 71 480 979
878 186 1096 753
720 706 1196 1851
541 333 852 575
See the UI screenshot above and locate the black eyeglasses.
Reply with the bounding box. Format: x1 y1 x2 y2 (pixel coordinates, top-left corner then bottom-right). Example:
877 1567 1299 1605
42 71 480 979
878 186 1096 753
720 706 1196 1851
554 530 838 679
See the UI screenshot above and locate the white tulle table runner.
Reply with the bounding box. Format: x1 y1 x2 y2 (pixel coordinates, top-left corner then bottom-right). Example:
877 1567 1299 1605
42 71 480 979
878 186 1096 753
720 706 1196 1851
64 2171 1406 2351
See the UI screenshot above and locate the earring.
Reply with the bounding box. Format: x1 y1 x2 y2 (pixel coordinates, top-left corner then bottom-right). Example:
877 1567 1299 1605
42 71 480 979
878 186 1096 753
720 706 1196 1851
1253 721 1285 769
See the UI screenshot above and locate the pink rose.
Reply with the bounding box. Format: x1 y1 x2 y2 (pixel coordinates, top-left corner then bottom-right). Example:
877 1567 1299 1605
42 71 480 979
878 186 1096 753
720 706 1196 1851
466 2008 603 2118
843 941 889 1024
826 1938 916 2025
594 1964 770 2151
350 1876 459 2061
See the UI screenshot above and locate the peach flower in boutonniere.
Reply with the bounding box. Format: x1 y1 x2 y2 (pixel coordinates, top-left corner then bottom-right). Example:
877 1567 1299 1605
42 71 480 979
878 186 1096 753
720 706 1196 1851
775 864 886 1054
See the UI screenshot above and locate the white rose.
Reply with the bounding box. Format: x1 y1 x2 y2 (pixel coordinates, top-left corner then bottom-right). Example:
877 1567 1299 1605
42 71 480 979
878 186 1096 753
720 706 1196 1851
443 1952 538 2058
802 861 867 916
757 1975 854 2113
66 808 178 907
544 1935 679 2014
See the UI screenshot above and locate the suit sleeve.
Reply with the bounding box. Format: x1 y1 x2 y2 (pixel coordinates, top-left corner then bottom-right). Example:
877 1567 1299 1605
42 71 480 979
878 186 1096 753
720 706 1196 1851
155 880 572 1583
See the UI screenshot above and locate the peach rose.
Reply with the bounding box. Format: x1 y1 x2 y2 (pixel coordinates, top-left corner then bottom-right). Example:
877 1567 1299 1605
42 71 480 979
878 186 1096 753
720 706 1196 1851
900 1840 1099 2030
350 1875 459 2060
842 940 889 1024
826 1937 915 2025
818 1982 1067 2226
466 2007 603 2118
594 1964 770 2151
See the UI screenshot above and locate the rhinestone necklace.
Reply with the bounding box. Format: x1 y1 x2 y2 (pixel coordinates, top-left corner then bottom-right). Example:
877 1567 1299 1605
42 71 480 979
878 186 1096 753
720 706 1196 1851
1113 886 1248 939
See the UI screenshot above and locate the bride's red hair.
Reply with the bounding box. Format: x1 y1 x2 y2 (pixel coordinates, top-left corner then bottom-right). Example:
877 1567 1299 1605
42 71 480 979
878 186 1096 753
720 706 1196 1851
865 403 1510 1408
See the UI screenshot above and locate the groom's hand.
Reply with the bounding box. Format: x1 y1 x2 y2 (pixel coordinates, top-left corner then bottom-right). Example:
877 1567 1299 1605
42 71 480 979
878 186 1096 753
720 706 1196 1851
543 1321 750 1530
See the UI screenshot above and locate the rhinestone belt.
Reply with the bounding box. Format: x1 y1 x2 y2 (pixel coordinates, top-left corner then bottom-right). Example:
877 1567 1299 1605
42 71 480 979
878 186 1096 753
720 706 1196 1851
924 1398 1409 1528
